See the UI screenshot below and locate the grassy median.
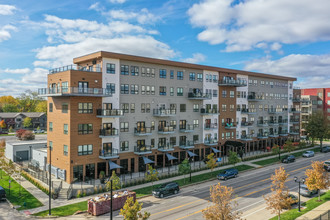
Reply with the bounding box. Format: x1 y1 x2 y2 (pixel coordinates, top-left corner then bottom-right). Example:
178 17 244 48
32 201 87 217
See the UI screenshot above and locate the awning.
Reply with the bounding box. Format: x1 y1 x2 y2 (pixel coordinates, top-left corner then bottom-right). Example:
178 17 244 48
187 150 197 157
224 140 244 148
211 147 221 153
166 153 178 161
108 161 122 170
143 156 155 164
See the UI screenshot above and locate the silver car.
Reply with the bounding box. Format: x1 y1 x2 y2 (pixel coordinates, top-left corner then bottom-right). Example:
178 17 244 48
300 184 318 197
302 151 314 158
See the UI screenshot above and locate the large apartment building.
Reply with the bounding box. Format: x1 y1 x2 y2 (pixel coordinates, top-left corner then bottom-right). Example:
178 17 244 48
38 51 296 183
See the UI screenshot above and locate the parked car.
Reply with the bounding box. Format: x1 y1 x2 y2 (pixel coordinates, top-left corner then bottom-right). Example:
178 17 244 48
217 168 238 180
321 146 330 153
0 131 8 135
282 155 295 163
302 151 314 158
300 184 318 197
0 186 6 200
152 182 180 198
324 161 330 172
287 194 298 205
33 130 45 134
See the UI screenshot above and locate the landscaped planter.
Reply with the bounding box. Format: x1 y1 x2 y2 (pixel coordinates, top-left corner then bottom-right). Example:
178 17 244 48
87 191 136 216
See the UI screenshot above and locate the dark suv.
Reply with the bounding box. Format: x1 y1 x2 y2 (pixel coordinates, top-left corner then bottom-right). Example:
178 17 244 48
152 182 179 198
217 168 238 180
321 146 330 153
282 155 295 163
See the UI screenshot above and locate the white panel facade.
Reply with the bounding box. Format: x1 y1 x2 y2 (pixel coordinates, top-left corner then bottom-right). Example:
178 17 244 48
236 74 249 139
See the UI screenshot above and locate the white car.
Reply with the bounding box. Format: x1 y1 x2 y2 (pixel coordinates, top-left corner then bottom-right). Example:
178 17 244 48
302 151 314 158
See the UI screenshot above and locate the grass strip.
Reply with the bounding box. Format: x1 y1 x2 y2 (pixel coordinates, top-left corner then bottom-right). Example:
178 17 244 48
269 190 330 220
32 201 87 217
0 169 43 210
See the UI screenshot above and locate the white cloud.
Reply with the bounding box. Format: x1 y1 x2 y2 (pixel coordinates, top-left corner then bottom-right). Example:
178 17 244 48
244 54 330 88
0 25 17 42
89 2 104 12
182 53 206 64
188 0 330 52
0 4 17 15
109 0 126 4
108 8 159 24
1 68 31 74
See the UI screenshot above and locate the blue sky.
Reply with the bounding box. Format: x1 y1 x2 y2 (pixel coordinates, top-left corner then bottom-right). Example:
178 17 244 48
0 0 330 96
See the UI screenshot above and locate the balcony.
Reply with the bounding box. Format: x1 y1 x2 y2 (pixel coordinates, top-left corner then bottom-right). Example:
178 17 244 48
200 108 219 115
134 127 152 136
240 121 253 127
247 109 257 114
179 124 195 133
205 123 218 130
279 131 289 136
278 119 288 125
290 119 300 124
188 92 212 100
247 95 262 101
240 109 249 114
268 109 283 114
223 122 236 129
268 120 279 126
158 126 175 134
134 145 152 155
268 132 279 138
99 128 119 138
204 139 218 146
293 98 301 102
38 87 111 97
239 134 254 141
99 149 119 159
289 130 300 135
179 140 195 149
289 108 300 113
257 120 268 127
158 144 175 152
153 109 176 117
257 132 269 139
218 79 247 87
49 64 102 74
96 109 124 118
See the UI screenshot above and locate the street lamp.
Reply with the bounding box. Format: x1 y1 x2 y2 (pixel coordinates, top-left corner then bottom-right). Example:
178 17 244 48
294 176 305 212
48 144 52 216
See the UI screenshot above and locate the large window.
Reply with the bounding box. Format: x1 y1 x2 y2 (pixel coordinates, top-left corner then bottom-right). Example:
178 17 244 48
49 122 53 132
106 83 115 94
189 72 195 81
64 124 68 134
120 122 129 132
106 63 115 74
170 87 174 96
177 87 183 96
130 103 135 113
213 90 218 97
131 66 139 76
197 73 203 81
121 141 129 151
177 71 183 80
180 104 186 112
78 124 93 134
130 84 139 94
193 104 199 112
193 119 199 128
63 145 68 156
121 103 129 113
170 70 174 79
62 103 68 113
49 103 53 112
78 103 93 113
159 86 166 95
222 90 227 98
78 144 93 156
230 91 235 98
121 65 129 75
120 84 129 94
159 69 166 78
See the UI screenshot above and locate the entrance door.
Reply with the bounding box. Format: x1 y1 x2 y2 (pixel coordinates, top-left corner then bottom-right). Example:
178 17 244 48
78 82 89 93
85 163 95 181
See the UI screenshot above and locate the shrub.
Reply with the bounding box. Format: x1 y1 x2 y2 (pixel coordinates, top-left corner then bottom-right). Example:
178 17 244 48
21 130 35 140
94 186 98 194
76 190 82 198
98 185 103 193
82 190 87 197
16 129 27 140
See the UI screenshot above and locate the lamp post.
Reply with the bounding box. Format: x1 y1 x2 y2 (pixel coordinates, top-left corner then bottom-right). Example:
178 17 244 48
49 144 52 216
110 179 113 220
294 176 305 212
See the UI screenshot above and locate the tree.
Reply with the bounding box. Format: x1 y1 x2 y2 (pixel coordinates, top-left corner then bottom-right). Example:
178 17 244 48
8 126 13 133
178 159 190 183
17 90 44 112
238 149 244 161
106 170 121 191
23 117 32 128
0 95 18 111
306 111 330 148
264 167 293 220
206 153 217 171
0 120 6 129
202 182 241 220
35 101 47 113
120 196 150 220
228 151 240 167
272 145 282 160
145 164 158 189
2 104 19 112
283 140 295 153
305 161 330 201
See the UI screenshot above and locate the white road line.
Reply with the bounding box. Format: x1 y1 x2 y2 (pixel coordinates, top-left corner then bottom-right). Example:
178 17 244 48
236 199 264 211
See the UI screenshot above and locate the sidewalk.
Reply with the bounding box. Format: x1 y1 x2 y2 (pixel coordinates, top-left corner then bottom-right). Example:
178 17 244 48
296 201 330 220
17 144 320 215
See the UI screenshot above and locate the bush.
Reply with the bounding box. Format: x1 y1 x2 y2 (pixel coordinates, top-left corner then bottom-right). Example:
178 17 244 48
76 190 82 198
21 130 35 140
21 170 50 195
16 129 27 140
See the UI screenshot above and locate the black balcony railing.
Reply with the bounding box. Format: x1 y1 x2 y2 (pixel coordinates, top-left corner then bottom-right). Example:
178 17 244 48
240 134 254 140
158 126 175 133
49 64 102 74
179 124 195 132
204 139 218 145
97 109 124 117
200 108 219 114
38 87 111 97
268 109 283 114
99 149 119 159
179 140 195 148
278 119 288 124
218 79 247 87
134 145 152 153
257 132 268 138
247 108 257 113
269 120 279 125
205 123 218 130
289 108 300 113
247 95 262 101
158 143 174 151
188 92 212 99
241 121 253 126
257 120 268 126
99 128 119 137
134 127 152 135
153 109 176 116
268 132 279 137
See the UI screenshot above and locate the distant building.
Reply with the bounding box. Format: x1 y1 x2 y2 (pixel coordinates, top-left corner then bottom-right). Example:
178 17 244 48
0 112 47 130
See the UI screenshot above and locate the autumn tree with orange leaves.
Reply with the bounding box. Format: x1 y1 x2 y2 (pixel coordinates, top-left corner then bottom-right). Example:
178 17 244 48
305 161 330 202
202 182 241 220
264 167 293 220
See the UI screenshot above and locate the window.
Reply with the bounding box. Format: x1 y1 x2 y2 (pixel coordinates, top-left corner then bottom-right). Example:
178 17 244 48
62 103 68 113
64 124 68 134
170 87 174 96
49 103 53 112
146 103 150 113
130 84 139 94
177 87 183 96
121 141 129 151
170 137 176 146
328 92 330 97
146 86 150 95
249 79 252 85
193 119 199 128
131 66 139 76
177 71 183 80
120 122 129 132
253 80 257 85
230 91 234 98
170 70 174 79
130 103 135 113
141 86 145 95
78 103 93 113
222 104 226 112
106 83 115 94
49 122 53 132
78 124 93 134
170 120 176 128
49 141 53 150
151 86 155 95
222 90 227 98
159 86 166 95
151 121 155 130
206 74 209 82
259 105 263 111
78 144 93 156
180 104 186 112
159 69 166 78
193 104 199 112
317 92 322 98
328 101 330 105
121 65 129 75
62 81 68 92
213 75 218 82
197 73 203 81
106 63 115 74
151 139 155 148
63 145 68 156
141 103 145 113
318 100 323 105
120 84 129 94
261 81 264 86
213 90 218 97
189 72 195 81
121 103 129 113
193 135 199 143
230 104 234 112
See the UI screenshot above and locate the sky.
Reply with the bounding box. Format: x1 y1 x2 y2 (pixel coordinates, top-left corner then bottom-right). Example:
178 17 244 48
0 0 330 96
